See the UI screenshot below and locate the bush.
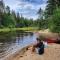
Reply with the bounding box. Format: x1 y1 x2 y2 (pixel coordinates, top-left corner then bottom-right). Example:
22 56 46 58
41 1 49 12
2 14 16 28
48 8 60 33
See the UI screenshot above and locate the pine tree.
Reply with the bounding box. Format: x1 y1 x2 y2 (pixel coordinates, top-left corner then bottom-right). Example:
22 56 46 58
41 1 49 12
38 8 43 19
45 0 60 18
5 6 10 15
45 0 56 18
0 0 5 26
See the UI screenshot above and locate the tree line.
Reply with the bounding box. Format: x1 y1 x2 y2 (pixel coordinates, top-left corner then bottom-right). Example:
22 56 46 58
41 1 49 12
0 0 36 28
37 0 60 33
0 0 60 33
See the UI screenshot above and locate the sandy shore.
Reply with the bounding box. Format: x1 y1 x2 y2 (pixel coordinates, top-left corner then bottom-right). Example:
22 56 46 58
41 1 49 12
3 43 60 60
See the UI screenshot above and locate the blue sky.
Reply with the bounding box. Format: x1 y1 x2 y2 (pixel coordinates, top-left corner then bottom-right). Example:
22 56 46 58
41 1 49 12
4 0 47 19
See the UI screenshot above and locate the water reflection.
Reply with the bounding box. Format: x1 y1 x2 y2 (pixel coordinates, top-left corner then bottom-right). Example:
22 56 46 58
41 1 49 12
0 31 37 58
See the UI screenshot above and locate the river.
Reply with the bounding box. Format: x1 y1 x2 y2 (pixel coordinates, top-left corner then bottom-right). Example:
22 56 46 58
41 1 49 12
0 31 37 59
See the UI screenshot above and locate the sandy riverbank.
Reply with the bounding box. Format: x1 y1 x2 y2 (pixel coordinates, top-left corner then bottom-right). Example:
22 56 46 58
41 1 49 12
4 43 60 60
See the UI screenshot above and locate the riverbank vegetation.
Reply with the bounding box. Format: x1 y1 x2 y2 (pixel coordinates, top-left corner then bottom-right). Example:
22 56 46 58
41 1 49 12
0 27 38 32
0 1 37 29
37 0 60 33
0 0 60 33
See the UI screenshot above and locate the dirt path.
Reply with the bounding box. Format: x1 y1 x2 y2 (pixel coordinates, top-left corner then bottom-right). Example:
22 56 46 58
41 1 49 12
4 44 60 60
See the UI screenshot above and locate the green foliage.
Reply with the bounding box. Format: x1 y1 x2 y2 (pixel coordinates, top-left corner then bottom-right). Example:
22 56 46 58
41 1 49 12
38 19 48 30
0 0 36 28
45 0 60 18
48 8 60 33
2 14 16 28
37 0 60 32
45 0 56 17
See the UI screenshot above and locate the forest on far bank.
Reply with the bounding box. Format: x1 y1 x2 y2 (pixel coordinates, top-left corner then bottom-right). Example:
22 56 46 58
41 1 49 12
0 0 60 33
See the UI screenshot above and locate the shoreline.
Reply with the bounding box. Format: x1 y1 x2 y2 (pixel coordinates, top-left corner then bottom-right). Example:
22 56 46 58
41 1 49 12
2 43 60 60
0 31 60 60
1 45 30 60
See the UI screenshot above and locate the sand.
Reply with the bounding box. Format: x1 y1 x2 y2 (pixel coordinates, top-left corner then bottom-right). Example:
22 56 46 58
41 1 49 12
4 43 60 60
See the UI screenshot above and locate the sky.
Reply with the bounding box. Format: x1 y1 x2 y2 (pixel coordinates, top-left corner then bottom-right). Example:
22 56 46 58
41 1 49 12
4 0 47 20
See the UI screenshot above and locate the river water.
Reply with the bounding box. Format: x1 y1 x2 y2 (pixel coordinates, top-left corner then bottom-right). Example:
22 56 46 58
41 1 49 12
0 31 37 59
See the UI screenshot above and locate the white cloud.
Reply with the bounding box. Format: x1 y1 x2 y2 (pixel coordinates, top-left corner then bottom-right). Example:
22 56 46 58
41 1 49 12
39 3 47 10
18 1 46 10
4 0 19 11
4 0 47 19
23 14 38 20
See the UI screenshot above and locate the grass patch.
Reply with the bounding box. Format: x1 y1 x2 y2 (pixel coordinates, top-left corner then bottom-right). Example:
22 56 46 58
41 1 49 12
0 27 38 32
